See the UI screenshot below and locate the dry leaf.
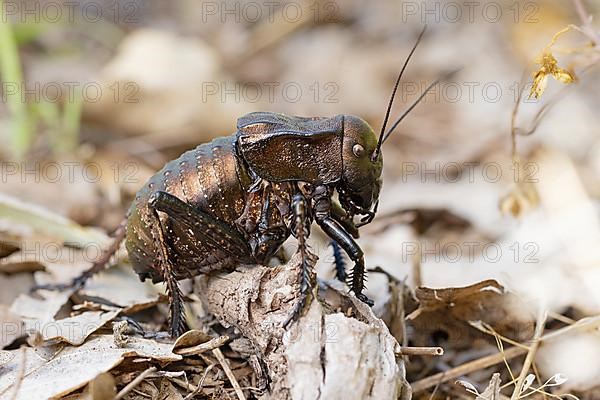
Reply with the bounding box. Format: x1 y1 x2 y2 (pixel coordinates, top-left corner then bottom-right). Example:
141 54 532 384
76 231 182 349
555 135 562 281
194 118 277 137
172 329 213 350
477 373 502 399
0 261 45 274
407 280 505 319
0 335 181 399
407 280 534 346
8 291 120 346
0 347 47 398
0 306 23 349
0 273 34 306
87 372 117 400
36 309 121 346
81 266 159 313
0 193 108 247
0 242 19 259
157 379 184 400
10 289 74 322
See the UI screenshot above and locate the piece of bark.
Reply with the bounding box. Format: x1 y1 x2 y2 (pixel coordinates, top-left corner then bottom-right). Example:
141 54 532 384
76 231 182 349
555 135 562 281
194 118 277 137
196 253 410 400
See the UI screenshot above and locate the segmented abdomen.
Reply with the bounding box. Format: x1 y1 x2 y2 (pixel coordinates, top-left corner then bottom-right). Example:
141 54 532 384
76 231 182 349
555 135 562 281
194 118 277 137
126 135 252 282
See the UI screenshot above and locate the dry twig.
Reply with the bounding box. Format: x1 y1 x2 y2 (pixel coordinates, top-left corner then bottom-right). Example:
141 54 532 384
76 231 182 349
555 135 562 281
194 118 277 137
175 335 229 356
411 345 527 393
510 310 547 399
115 367 157 400
183 364 215 400
398 346 444 357
412 314 600 394
212 347 246 400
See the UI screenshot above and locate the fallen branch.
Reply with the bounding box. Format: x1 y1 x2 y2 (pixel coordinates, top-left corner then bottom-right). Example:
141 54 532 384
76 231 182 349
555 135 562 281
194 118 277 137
411 345 527 393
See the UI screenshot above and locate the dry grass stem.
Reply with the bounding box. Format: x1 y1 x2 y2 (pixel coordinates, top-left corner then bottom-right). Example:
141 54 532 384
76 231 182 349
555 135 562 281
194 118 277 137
115 367 157 400
412 313 600 394
212 347 246 400
510 310 547 399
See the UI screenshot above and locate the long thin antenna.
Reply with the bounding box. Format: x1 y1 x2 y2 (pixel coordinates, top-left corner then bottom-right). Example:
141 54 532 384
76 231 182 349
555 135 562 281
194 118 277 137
382 80 439 143
372 25 427 161
382 68 460 143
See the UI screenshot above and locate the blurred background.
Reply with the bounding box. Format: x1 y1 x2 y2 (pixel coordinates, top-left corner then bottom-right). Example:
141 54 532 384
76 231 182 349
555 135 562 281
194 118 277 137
1 0 600 397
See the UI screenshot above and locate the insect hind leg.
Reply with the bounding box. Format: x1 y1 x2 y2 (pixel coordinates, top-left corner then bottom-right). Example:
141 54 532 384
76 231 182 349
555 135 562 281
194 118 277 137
148 190 258 336
147 193 187 338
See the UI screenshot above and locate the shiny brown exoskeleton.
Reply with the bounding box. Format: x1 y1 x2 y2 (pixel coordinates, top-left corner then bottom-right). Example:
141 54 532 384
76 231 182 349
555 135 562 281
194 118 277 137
36 27 439 337
126 113 382 335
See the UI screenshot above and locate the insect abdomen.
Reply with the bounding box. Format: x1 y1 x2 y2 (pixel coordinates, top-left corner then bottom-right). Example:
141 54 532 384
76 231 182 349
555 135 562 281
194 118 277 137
126 135 252 282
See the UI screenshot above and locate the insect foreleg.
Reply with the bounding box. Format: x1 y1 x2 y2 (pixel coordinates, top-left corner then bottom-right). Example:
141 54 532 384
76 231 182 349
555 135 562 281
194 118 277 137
330 240 347 282
330 201 359 239
284 191 315 327
313 186 374 306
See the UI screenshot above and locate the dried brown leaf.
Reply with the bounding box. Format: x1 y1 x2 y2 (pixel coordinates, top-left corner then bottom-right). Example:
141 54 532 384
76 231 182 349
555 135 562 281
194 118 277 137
0 261 45 274
38 309 121 346
477 373 502 400
0 335 181 399
172 329 213 350
407 280 534 346
87 372 117 400
81 266 159 313
0 242 19 259
408 279 505 318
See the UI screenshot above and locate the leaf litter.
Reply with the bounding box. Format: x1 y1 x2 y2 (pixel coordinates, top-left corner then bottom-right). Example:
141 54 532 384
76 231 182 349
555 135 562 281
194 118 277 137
1 1 600 398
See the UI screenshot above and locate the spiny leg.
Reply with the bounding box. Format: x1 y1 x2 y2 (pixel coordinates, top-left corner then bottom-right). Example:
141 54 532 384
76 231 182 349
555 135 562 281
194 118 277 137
32 218 127 292
313 186 373 306
284 192 315 327
151 191 251 257
330 200 359 283
318 218 373 305
330 201 359 239
148 191 255 335
147 194 186 338
330 240 347 282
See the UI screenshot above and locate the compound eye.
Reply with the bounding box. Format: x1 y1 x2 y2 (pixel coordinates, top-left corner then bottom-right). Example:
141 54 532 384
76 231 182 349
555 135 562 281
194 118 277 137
352 144 365 158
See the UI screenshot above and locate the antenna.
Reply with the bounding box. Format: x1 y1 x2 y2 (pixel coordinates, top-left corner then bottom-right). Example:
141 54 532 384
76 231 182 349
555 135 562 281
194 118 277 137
382 79 438 143
382 68 460 143
372 25 427 161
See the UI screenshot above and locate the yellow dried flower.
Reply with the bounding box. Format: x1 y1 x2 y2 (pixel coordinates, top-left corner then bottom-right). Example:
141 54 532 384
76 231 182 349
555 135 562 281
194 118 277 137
529 52 576 99
500 183 540 218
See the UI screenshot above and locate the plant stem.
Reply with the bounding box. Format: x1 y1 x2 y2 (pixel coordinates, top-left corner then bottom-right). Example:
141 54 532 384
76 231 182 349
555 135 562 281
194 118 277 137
0 1 33 158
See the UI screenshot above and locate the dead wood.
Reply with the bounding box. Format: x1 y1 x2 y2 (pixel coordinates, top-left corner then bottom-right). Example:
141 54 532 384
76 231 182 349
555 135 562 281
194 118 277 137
196 253 410 400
